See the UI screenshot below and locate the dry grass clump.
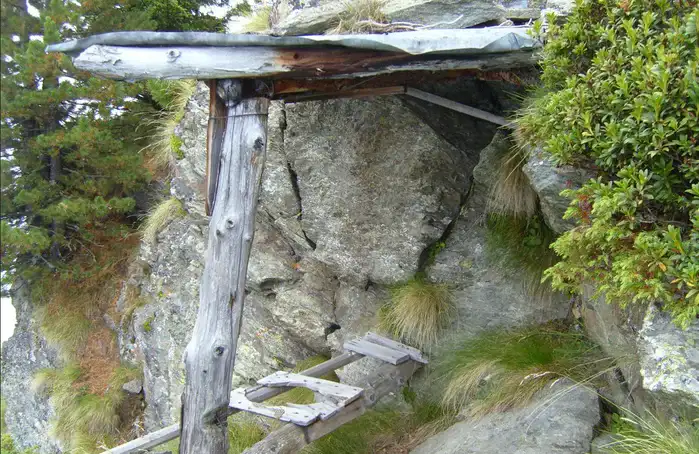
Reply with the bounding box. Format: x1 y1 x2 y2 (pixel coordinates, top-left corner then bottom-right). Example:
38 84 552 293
32 364 140 452
243 6 272 32
141 79 196 171
326 0 388 34
437 324 613 417
379 276 453 349
602 411 699 454
487 145 538 219
140 197 185 243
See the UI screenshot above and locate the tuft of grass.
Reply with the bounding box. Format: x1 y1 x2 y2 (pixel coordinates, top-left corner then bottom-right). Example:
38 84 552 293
437 324 613 416
326 0 388 34
379 276 453 349
228 416 267 454
32 363 140 452
140 197 185 243
485 213 559 296
304 394 456 454
487 145 538 219
0 397 6 432
602 411 699 454
141 80 196 171
243 6 272 33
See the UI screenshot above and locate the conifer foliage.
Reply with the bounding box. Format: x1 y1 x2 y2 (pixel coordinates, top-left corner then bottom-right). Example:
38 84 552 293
0 0 151 287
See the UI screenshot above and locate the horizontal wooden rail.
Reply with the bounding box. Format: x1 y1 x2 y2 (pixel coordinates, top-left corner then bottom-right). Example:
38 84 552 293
405 87 511 127
102 352 363 454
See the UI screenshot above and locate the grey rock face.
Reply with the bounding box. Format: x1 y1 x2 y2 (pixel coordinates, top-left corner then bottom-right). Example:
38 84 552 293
285 98 469 285
412 380 600 454
428 134 570 339
639 306 699 408
275 0 545 36
581 288 699 414
0 283 61 453
522 147 594 234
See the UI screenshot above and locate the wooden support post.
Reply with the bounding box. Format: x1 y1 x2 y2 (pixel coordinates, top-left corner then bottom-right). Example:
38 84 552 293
180 79 269 454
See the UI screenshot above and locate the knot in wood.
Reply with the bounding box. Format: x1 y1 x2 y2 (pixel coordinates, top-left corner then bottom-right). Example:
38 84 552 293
166 49 181 62
214 346 225 356
225 217 236 229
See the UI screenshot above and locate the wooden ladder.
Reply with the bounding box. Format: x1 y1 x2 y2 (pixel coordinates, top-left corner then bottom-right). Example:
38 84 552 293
229 333 427 436
103 332 426 454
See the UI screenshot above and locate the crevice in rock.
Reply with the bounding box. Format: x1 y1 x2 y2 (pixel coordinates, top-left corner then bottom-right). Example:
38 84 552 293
417 177 474 273
324 323 341 338
280 103 317 252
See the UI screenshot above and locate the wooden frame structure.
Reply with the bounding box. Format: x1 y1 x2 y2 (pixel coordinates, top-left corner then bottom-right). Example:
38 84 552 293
48 26 534 453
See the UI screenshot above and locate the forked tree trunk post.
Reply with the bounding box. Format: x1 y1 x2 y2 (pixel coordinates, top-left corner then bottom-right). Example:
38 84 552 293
180 79 270 453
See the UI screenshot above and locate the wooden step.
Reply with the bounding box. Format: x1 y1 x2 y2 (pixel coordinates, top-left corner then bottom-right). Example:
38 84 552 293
229 372 365 426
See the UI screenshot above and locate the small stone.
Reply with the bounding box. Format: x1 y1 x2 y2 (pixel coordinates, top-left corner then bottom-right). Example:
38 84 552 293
122 379 143 394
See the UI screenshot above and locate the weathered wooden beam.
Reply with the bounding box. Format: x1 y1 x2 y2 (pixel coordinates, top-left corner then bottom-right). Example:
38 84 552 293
242 360 422 454
101 352 362 454
72 45 537 81
179 79 270 454
205 80 227 215
279 85 406 103
405 87 511 127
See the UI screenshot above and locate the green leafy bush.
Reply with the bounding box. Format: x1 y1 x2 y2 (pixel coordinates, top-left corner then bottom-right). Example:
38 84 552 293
518 0 699 327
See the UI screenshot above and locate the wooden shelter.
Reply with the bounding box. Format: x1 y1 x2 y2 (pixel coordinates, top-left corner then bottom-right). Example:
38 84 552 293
47 26 539 454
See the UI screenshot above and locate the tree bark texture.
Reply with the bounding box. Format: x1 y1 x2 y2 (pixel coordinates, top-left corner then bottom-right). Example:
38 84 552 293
180 79 269 454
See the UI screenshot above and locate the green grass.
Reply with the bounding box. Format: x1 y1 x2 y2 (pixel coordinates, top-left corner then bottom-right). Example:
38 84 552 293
32 364 141 453
379 276 453 349
485 213 558 296
140 197 185 243
141 80 196 171
142 315 154 333
303 394 456 453
326 0 388 34
601 411 699 454
1 395 7 433
228 416 267 453
1 433 37 454
436 324 613 416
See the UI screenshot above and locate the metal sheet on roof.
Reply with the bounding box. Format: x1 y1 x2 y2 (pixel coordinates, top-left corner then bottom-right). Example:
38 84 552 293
46 27 539 56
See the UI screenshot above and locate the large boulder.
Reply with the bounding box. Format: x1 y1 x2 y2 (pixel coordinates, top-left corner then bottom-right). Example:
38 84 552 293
0 283 61 453
522 147 594 235
427 133 570 339
412 379 600 454
284 97 470 285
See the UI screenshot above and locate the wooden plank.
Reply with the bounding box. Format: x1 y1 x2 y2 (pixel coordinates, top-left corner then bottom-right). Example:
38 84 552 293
229 389 322 426
179 79 270 454
258 372 364 403
242 360 421 454
305 398 365 442
286 402 342 421
405 87 511 127
102 424 180 454
280 85 406 103
205 80 227 215
364 332 428 364
100 352 363 454
72 44 537 81
344 339 410 365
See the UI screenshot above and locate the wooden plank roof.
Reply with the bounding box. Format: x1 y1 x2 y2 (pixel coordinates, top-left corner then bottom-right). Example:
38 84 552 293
46 27 540 81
